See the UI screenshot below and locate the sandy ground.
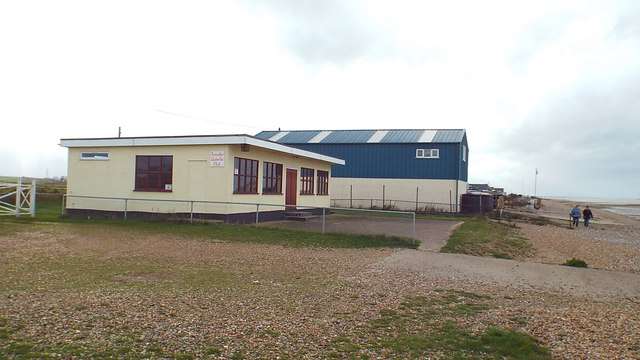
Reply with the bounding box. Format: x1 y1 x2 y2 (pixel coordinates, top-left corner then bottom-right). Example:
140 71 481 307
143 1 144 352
266 201 640 300
2 201 640 358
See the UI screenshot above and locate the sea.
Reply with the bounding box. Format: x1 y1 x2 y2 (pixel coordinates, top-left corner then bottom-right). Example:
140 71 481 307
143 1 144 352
600 206 640 220
545 196 640 220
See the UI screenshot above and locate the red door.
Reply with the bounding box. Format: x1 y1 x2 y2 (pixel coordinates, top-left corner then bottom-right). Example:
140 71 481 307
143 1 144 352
285 169 297 210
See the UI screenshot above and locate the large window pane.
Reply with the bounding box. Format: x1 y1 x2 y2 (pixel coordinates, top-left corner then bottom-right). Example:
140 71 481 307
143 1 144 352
135 155 173 191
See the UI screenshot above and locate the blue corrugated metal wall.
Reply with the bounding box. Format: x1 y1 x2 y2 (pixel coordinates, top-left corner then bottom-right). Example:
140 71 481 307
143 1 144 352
293 143 468 181
254 130 469 182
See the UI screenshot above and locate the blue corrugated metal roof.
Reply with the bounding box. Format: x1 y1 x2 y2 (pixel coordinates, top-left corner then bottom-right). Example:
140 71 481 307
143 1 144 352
432 129 466 143
255 129 465 144
278 131 320 143
380 130 423 143
323 130 377 143
257 131 278 139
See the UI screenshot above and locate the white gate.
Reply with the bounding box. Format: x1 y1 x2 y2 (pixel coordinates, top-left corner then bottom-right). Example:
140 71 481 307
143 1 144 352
0 179 36 217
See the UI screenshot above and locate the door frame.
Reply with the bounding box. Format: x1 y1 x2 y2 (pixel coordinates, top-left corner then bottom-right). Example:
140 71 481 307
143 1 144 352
285 168 297 210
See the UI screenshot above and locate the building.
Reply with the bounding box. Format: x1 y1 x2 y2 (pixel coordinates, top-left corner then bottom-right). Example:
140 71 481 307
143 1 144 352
255 129 468 211
60 134 344 222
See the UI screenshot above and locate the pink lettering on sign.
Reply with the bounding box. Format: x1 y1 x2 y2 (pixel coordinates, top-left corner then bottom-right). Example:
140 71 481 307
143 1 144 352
210 151 225 167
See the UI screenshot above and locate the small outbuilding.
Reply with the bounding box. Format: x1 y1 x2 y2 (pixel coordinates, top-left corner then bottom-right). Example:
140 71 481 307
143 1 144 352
60 134 344 222
255 129 468 212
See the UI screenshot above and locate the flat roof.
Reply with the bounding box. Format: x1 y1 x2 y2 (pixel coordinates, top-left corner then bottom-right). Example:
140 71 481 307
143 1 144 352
60 134 345 165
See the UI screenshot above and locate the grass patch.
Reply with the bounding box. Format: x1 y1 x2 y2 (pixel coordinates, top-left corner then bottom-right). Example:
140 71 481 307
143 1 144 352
0 253 239 292
328 291 551 359
0 200 418 250
441 217 534 259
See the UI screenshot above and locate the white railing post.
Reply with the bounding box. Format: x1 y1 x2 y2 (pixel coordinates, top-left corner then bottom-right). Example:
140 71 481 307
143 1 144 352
322 207 326 234
255 204 260 224
30 180 36 217
412 212 416 243
190 201 194 224
15 177 22 217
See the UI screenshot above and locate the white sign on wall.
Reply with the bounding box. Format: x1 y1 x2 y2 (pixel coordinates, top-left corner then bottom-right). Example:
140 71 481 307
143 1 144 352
210 151 225 167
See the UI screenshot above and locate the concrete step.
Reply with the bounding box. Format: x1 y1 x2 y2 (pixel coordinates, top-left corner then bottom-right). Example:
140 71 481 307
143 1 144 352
283 211 316 221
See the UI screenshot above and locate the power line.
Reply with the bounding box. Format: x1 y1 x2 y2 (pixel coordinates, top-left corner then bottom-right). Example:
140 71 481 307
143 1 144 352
154 109 269 130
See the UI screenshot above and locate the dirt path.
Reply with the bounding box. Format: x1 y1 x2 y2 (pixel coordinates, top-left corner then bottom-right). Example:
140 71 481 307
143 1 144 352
387 203 640 301
282 210 640 301
378 250 640 301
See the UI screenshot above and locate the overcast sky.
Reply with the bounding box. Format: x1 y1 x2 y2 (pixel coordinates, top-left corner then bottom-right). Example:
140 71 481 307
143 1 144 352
1 0 639 199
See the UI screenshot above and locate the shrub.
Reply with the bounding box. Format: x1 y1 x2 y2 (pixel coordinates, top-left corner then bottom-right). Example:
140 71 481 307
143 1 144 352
561 258 588 268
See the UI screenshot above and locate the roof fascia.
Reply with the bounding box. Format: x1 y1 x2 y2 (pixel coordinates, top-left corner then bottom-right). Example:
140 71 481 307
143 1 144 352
60 135 345 165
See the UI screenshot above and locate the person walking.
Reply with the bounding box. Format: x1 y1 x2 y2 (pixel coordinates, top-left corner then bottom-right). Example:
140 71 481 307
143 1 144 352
583 206 594 227
570 204 582 228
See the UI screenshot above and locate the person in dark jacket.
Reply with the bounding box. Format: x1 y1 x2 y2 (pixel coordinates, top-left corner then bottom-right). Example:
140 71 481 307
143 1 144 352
583 206 594 227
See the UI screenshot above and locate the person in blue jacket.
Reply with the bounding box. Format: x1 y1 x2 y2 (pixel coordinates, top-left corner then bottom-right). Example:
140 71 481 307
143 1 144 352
570 205 582 227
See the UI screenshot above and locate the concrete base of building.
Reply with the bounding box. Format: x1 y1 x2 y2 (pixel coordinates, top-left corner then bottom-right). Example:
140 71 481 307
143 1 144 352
65 208 326 224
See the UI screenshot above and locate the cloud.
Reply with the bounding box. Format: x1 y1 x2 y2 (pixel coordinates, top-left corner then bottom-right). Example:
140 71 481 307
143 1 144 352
492 71 640 198
239 0 391 65
614 5 640 39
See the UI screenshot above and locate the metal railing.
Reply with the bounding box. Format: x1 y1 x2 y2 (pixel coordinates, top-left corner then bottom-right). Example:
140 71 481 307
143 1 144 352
62 194 417 241
331 197 458 213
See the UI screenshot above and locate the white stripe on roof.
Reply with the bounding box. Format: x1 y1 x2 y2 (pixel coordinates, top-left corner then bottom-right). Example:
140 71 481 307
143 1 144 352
268 131 289 142
367 130 389 143
418 130 437 143
309 130 332 143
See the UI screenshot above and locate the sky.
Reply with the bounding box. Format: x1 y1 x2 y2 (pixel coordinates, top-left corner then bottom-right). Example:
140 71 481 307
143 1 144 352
1 0 639 199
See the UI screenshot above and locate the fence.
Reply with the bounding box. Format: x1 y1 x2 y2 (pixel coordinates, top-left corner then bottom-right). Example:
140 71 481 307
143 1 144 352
331 184 461 213
0 179 36 217
331 198 458 213
62 195 417 240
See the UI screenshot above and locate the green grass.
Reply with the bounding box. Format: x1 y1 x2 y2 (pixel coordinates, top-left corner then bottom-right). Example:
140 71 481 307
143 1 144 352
441 217 534 259
0 199 418 249
0 254 237 292
330 291 552 359
1 290 550 359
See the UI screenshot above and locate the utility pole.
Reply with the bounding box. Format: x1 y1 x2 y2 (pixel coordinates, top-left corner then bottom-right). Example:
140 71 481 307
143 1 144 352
534 168 539 197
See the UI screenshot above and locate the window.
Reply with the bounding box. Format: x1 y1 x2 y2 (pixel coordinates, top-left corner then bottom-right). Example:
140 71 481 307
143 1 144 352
262 161 283 194
462 145 467 162
81 152 109 160
317 170 329 195
300 167 314 195
416 149 439 158
234 157 259 194
135 155 173 191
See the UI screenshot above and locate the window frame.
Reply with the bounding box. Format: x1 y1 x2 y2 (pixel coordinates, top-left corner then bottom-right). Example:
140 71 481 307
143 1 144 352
415 148 440 159
262 161 283 195
233 157 259 194
134 155 173 192
80 152 109 160
316 170 329 196
300 167 315 195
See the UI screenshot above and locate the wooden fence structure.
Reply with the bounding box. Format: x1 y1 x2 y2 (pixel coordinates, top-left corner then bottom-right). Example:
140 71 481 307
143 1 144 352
0 179 36 217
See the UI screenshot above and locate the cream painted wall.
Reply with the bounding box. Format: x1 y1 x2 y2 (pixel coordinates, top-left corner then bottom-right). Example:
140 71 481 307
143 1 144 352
330 178 467 211
66 144 334 214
